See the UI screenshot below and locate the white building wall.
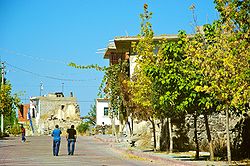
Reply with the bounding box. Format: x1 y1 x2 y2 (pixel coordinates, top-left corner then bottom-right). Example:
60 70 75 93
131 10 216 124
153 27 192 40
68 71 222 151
129 55 137 78
96 99 120 126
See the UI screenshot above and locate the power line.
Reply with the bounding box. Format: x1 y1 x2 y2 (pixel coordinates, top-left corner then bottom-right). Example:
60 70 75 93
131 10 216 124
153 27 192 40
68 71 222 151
13 85 99 88
5 62 98 82
0 48 67 65
19 98 93 103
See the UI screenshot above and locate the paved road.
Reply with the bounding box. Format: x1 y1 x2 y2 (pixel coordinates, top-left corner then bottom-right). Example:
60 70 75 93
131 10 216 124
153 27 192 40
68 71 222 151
0 136 167 166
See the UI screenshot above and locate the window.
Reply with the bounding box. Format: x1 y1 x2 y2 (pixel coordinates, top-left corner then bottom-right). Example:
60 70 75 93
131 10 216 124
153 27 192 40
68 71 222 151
20 105 24 117
104 107 109 116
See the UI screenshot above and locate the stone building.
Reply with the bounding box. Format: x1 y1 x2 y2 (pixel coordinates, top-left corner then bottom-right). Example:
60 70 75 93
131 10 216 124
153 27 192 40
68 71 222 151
30 92 81 135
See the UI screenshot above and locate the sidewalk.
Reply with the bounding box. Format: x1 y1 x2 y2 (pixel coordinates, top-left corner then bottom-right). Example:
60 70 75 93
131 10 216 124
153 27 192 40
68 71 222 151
94 134 234 166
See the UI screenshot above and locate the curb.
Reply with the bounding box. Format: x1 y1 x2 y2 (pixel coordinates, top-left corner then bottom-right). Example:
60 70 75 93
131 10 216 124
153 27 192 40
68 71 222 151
117 147 195 166
94 135 196 166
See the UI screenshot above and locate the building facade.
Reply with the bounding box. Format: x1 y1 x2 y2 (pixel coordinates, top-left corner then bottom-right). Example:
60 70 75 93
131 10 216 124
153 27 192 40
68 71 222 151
17 104 30 123
96 98 120 126
28 92 81 135
102 35 250 152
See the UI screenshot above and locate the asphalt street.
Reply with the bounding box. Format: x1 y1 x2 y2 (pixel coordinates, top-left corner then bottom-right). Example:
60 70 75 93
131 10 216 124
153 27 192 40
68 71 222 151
0 135 171 166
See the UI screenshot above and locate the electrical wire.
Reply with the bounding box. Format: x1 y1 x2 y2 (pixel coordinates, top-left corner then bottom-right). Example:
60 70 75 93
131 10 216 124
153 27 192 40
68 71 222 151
20 98 93 103
0 48 67 65
13 85 99 88
5 62 98 82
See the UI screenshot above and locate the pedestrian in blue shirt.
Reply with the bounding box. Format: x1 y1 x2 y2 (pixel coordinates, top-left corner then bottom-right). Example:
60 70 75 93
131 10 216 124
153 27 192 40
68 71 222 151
51 124 62 156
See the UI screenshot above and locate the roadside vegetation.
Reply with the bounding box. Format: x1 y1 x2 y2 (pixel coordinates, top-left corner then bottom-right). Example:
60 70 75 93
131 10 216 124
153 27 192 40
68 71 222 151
77 101 96 135
70 0 249 162
0 77 21 138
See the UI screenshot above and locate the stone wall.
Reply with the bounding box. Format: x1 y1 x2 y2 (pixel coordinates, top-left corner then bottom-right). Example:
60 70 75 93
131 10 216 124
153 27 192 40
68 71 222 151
129 112 249 155
184 112 241 151
36 119 82 136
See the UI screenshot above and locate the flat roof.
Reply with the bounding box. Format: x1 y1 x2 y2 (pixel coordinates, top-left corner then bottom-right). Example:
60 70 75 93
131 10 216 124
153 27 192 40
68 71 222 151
114 34 179 41
104 34 193 59
96 98 109 102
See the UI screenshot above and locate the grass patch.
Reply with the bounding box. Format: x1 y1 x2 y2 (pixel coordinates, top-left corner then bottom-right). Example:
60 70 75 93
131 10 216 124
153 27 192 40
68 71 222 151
123 153 147 161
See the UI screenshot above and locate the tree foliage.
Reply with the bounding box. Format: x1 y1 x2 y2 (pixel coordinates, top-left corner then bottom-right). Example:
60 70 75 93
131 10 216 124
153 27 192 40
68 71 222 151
214 0 250 33
68 62 105 71
77 122 90 134
0 82 20 116
185 2 250 161
83 101 96 126
0 76 20 134
128 4 155 120
69 2 249 158
186 22 249 112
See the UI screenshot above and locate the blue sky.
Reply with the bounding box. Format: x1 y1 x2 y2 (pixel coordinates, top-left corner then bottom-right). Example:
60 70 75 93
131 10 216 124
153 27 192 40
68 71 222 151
0 0 218 116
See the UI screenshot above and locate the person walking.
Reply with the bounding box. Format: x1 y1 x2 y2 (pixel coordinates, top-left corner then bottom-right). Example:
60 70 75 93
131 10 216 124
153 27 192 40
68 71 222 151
21 124 26 142
66 125 77 155
101 122 105 135
51 124 62 156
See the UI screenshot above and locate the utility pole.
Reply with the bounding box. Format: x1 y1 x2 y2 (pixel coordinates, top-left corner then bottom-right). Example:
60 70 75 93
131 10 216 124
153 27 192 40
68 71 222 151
40 81 43 96
62 82 64 94
1 62 5 133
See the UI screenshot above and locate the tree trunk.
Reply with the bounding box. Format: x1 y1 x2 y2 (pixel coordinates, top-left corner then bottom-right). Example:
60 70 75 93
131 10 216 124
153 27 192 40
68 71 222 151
150 118 157 152
131 117 133 135
111 115 119 142
168 118 173 153
1 114 3 133
1 62 4 134
194 112 199 159
226 108 231 163
119 121 126 137
204 112 214 161
109 103 119 142
127 120 132 137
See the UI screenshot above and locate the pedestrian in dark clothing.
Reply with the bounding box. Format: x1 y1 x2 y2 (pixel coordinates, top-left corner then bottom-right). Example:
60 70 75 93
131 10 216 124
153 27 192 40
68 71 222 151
51 124 62 156
21 124 26 142
101 122 105 135
66 125 77 155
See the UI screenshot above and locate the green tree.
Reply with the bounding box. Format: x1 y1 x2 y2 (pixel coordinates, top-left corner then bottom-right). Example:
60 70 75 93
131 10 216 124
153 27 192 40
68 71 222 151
145 31 189 153
69 54 131 140
146 31 215 157
0 80 20 135
101 60 131 140
83 101 96 126
128 4 159 151
77 122 90 134
214 0 250 33
186 18 249 162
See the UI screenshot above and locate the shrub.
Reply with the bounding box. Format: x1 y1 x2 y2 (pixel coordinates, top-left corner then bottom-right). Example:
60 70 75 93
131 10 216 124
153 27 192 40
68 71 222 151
0 131 10 138
213 137 227 160
77 122 90 134
9 123 21 136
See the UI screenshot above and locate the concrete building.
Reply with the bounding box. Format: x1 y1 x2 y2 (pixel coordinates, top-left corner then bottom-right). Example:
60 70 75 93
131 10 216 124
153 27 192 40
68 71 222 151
103 35 190 148
104 35 185 77
96 98 119 126
29 92 81 135
102 35 250 152
17 104 30 123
